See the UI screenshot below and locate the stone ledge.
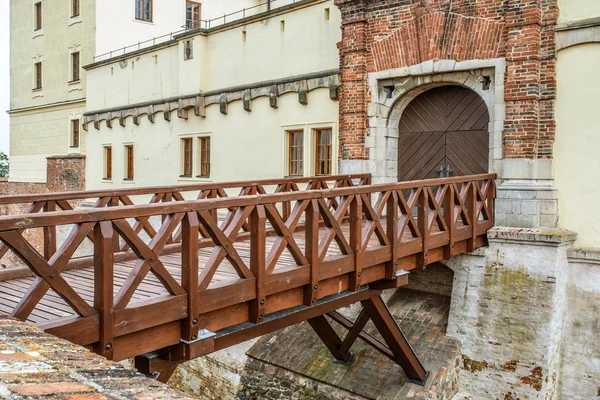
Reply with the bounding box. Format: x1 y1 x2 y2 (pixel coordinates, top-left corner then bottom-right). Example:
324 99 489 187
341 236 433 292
488 227 577 245
46 154 86 160
567 248 600 265
0 313 193 400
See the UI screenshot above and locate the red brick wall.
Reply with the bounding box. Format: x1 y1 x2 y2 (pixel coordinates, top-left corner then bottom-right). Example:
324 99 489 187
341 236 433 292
335 0 558 160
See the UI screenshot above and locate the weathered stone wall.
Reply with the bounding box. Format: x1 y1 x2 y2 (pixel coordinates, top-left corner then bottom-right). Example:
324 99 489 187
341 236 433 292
445 227 577 399
558 249 600 399
0 313 193 399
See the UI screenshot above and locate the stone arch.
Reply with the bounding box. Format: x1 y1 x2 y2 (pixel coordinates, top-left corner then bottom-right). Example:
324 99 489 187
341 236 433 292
364 60 505 183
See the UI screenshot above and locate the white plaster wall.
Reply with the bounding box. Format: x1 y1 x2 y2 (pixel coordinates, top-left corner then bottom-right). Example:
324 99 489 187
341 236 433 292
558 0 600 24
96 0 187 57
85 88 338 189
9 103 87 182
203 0 340 90
88 0 339 111
94 0 302 58
555 43 600 249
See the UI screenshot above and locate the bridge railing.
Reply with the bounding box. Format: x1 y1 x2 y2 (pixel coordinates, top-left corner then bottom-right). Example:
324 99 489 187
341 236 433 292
0 174 370 273
0 173 495 361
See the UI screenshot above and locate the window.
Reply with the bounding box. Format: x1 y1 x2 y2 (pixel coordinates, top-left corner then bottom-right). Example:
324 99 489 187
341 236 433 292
104 146 112 180
125 144 134 180
71 52 80 82
72 0 80 17
324 8 330 21
198 137 210 177
135 0 152 22
181 138 193 177
184 40 193 60
186 1 201 29
287 130 304 176
34 2 42 30
315 128 333 175
34 62 42 90
71 119 80 148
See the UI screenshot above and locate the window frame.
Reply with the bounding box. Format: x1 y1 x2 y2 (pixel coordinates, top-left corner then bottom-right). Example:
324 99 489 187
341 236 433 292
70 119 80 148
124 144 135 181
72 0 80 17
185 1 202 29
197 136 211 178
104 146 113 180
34 62 42 90
34 2 42 31
71 52 80 82
287 130 304 177
314 128 333 176
184 40 193 60
180 137 194 177
135 0 153 22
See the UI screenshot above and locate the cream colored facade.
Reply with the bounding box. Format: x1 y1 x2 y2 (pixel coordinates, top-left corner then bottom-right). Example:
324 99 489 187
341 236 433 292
9 0 95 182
555 0 600 249
84 0 341 189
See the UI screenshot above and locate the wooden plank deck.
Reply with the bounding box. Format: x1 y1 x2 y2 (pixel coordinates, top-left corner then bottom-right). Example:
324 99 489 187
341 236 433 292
0 223 385 325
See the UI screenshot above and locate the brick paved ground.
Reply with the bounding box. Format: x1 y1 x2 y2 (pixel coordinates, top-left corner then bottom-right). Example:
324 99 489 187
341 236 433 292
240 288 460 400
0 313 194 400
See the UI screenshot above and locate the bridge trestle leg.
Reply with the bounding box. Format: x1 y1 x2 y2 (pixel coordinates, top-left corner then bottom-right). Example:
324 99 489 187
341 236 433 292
134 352 180 384
313 294 429 386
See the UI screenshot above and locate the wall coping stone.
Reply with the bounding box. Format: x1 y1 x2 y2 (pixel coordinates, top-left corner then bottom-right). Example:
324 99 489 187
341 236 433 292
567 248 600 265
46 154 87 160
488 227 577 245
0 313 194 399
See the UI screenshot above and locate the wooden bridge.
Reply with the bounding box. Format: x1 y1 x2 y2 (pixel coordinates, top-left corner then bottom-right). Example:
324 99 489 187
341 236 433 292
0 173 495 385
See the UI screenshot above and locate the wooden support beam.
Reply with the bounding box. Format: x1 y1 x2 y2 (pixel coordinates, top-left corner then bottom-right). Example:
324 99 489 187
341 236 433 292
94 221 114 360
361 295 428 384
307 315 352 364
134 352 179 383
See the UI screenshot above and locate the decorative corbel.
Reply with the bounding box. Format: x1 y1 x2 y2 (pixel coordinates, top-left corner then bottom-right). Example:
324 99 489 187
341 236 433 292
148 105 155 123
194 96 206 118
219 93 228 115
243 89 252 112
269 85 279 109
298 80 308 105
164 102 171 121
178 99 188 120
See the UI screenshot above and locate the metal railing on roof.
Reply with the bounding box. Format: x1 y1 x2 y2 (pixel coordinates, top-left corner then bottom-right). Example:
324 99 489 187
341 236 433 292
93 0 296 63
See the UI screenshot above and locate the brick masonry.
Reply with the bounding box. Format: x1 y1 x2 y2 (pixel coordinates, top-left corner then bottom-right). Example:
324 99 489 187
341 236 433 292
0 313 194 400
238 288 461 400
334 0 558 161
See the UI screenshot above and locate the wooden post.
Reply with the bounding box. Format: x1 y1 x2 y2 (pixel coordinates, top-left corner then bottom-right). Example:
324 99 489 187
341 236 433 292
443 184 455 259
94 221 114 360
250 205 266 323
303 199 319 306
43 201 56 260
385 192 398 279
349 195 363 291
467 183 476 252
181 212 199 341
109 197 120 250
417 189 429 269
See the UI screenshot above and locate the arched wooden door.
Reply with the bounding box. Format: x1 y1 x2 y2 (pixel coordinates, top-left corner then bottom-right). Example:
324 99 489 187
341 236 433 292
397 86 489 181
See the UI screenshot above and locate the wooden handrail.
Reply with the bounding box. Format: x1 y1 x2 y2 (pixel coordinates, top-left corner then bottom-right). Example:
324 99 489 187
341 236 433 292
0 174 371 205
0 174 495 230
